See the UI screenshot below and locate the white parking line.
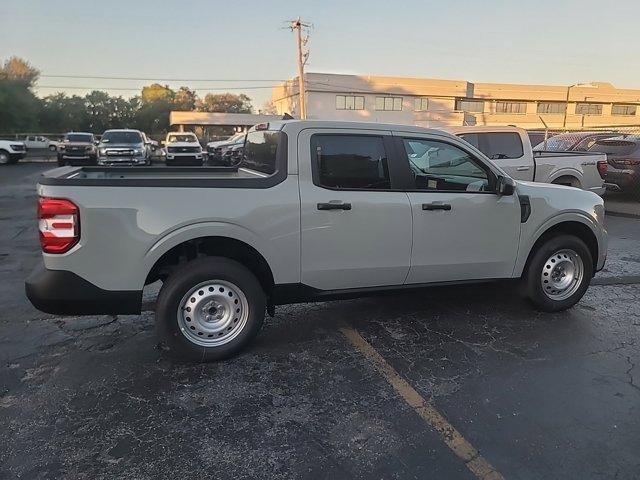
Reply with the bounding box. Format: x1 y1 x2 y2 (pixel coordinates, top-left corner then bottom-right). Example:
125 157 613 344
340 326 504 480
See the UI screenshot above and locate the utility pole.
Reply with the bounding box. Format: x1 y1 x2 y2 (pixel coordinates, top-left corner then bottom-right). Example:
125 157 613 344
290 18 310 119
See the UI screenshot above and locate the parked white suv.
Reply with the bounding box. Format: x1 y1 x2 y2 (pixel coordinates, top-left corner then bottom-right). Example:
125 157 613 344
27 120 607 361
164 132 204 166
0 140 27 164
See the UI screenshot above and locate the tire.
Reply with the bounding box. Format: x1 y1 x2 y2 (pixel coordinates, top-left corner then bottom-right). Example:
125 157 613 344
524 234 593 312
0 150 10 165
155 257 266 361
57 155 66 167
49 145 57 152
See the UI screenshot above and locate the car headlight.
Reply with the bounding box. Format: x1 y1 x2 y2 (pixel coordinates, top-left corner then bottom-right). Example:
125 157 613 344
133 148 143 156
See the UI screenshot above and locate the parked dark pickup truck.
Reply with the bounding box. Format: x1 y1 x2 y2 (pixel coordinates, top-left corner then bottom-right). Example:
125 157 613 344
57 132 98 166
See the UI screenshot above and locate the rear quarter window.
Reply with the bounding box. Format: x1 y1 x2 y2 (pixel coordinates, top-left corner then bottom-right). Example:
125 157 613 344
242 131 280 175
460 132 524 159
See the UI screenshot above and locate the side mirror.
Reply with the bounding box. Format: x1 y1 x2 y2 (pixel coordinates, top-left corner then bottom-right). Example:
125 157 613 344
496 175 515 196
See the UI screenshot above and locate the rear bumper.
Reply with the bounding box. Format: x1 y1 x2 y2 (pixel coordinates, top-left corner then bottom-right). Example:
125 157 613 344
25 264 142 315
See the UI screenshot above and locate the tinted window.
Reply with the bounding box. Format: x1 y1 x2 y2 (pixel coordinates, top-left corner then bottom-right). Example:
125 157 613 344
403 139 490 192
460 132 523 159
312 135 390 189
65 133 92 143
588 140 639 157
167 134 197 143
242 131 280 174
101 131 142 144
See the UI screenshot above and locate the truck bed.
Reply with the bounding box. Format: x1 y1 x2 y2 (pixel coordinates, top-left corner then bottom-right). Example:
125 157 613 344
39 165 275 188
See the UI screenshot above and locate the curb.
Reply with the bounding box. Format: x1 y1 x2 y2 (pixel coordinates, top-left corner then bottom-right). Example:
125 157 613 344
592 275 640 286
605 210 640 220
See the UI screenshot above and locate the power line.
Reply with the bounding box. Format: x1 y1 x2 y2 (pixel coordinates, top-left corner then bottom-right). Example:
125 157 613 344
40 74 286 82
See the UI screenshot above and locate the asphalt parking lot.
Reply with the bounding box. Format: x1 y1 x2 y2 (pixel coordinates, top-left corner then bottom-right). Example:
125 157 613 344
1 163 640 479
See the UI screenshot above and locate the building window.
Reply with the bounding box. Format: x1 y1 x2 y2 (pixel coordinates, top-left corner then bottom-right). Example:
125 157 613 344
537 102 566 114
414 98 429 111
575 103 603 115
375 97 403 111
495 101 527 114
335 95 365 110
455 99 484 113
611 104 637 116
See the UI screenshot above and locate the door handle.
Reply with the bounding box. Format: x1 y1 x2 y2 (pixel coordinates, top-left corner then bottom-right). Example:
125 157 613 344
422 202 452 211
516 166 531 171
317 202 352 211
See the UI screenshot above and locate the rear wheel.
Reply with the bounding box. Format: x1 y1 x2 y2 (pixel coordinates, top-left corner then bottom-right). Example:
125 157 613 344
524 234 593 312
155 257 266 361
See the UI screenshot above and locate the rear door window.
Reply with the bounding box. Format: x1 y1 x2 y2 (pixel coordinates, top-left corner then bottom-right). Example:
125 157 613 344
311 135 391 190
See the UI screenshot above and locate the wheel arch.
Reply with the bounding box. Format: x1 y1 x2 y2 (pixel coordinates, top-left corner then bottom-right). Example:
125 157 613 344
519 218 599 277
549 169 583 188
146 235 275 297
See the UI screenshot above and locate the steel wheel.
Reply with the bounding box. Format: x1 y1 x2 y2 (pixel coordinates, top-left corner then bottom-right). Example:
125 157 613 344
540 249 584 301
0 151 9 164
176 280 249 347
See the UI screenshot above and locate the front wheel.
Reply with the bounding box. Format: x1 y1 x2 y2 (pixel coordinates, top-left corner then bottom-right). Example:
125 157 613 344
524 234 593 312
155 257 266 361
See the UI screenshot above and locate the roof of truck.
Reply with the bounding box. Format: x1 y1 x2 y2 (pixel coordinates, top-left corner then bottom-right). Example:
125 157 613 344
444 125 524 134
262 119 451 136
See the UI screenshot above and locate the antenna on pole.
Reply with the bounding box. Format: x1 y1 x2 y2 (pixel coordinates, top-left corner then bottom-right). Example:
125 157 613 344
289 17 311 120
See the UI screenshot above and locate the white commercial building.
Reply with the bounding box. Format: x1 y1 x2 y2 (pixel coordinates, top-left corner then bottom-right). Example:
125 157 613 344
272 73 640 130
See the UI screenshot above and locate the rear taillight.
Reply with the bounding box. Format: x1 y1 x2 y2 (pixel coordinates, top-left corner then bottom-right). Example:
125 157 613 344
597 160 608 179
38 198 79 254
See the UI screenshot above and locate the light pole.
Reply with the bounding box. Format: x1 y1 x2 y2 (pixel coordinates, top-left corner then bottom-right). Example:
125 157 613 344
562 83 596 129
562 84 576 129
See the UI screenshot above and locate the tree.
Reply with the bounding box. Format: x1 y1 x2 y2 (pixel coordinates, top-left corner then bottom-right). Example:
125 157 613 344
39 93 88 132
0 57 39 85
196 93 252 113
173 87 197 111
260 100 278 115
0 56 41 133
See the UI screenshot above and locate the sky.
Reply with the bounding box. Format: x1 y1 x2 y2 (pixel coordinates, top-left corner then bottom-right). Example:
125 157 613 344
2 0 640 109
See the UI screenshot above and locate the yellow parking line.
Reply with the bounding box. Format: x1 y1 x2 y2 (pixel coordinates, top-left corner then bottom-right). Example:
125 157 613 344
340 326 504 480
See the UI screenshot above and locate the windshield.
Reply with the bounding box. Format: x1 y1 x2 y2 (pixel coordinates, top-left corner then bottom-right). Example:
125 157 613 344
167 134 197 143
101 131 142 144
65 133 92 143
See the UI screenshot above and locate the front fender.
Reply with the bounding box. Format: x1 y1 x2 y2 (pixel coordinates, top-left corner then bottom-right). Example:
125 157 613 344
513 211 605 277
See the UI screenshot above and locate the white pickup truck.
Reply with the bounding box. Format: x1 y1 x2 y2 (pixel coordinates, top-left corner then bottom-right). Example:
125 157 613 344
164 131 205 166
447 126 607 195
26 120 607 361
